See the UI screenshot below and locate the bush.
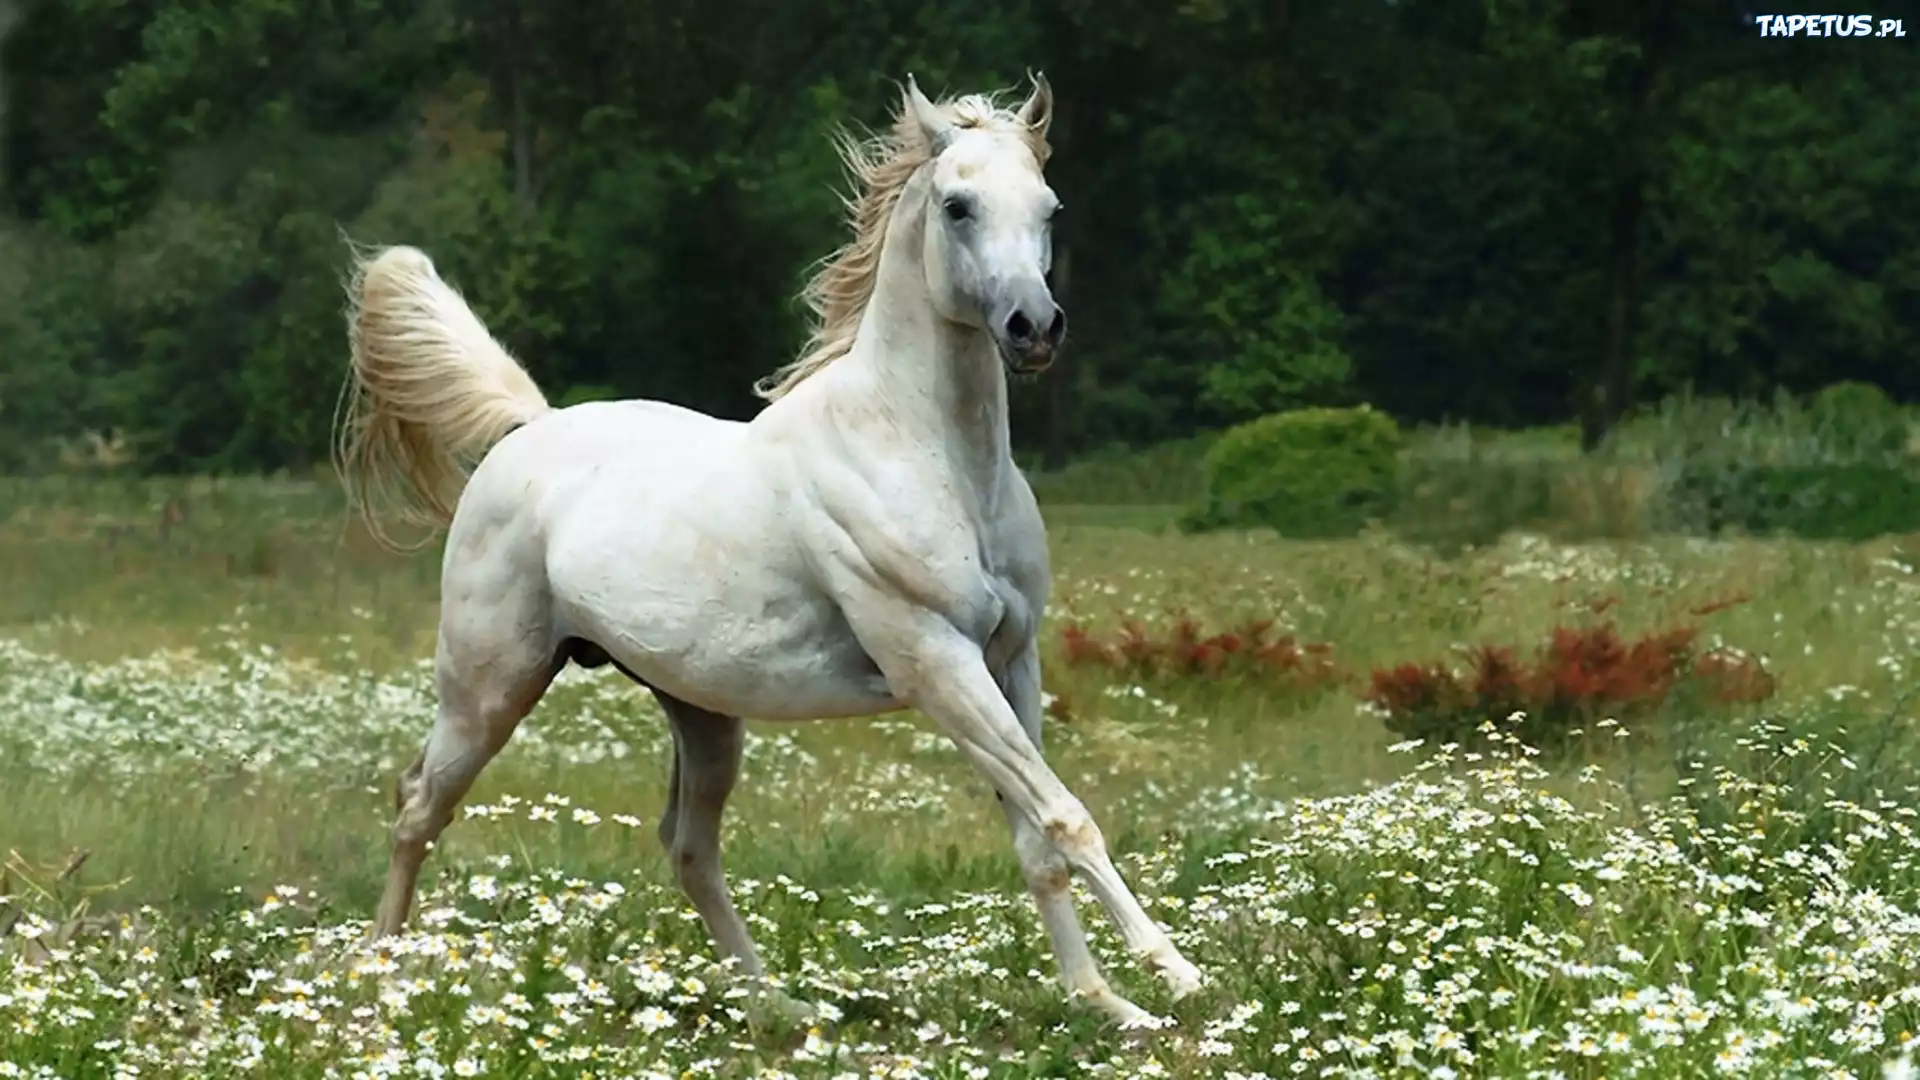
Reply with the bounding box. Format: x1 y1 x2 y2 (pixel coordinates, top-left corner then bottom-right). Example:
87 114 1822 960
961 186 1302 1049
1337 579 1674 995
1057 616 1341 692
1391 457 1654 550
1634 384 1920 540
1388 459 1559 550
1806 380 1909 459
1183 406 1401 536
1658 461 1920 540
1364 620 1775 754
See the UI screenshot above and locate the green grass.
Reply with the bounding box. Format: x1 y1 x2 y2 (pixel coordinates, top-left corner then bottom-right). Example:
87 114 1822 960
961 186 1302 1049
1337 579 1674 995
3 475 1920 1077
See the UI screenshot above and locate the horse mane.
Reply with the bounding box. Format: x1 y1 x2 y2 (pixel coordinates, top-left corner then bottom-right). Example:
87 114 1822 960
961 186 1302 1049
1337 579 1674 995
753 87 1051 401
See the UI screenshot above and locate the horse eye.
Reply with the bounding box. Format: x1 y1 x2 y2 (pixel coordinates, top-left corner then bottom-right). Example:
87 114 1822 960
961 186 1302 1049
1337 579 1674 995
943 197 970 223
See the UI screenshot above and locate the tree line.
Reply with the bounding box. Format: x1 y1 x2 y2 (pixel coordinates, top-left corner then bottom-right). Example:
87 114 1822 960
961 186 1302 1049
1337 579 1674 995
1 0 1913 474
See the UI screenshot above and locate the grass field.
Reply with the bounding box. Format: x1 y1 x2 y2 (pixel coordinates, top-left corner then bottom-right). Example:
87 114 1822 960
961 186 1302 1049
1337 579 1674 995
3 475 1920 1078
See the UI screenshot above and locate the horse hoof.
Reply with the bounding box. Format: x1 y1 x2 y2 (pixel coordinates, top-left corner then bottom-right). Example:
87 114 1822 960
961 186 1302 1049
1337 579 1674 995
1114 1006 1174 1045
747 986 819 1028
1076 985 1164 1034
1158 955 1206 1001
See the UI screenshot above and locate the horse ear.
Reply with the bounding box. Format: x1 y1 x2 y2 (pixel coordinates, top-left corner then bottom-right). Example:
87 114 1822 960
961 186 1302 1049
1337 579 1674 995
903 74 955 153
1017 71 1053 142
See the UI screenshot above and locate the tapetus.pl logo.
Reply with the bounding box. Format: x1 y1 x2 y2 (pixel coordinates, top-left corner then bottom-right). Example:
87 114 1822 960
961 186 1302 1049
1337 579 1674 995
1752 13 1906 36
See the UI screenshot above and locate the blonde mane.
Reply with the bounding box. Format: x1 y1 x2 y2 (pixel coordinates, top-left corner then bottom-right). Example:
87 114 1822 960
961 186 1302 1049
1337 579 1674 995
754 88 1052 401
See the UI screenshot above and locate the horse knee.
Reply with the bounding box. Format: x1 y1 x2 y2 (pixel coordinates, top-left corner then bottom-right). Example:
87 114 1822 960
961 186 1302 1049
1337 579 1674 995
391 799 446 848
1042 803 1104 863
390 761 455 846
393 754 426 814
669 842 722 900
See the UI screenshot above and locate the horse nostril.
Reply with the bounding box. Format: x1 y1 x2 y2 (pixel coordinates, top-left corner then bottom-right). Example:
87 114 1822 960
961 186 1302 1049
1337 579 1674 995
1004 310 1034 343
1045 307 1067 346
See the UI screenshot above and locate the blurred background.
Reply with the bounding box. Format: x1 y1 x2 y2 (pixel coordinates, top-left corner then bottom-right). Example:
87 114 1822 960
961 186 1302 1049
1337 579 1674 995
1 0 1913 490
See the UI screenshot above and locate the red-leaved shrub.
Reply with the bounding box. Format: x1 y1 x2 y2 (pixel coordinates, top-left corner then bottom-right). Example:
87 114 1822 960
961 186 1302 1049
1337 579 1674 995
1058 616 1340 693
1364 621 1775 750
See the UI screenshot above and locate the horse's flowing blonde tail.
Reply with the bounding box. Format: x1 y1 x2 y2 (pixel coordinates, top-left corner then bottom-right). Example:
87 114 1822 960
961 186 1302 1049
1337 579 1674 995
333 244 551 553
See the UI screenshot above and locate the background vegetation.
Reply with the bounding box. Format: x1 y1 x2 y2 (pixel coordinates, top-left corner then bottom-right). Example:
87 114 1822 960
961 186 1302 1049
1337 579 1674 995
3 0 1917 475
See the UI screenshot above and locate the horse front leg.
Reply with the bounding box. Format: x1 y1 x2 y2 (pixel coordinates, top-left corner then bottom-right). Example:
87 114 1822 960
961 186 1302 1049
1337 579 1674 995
903 630 1206 1017
994 640 1161 1025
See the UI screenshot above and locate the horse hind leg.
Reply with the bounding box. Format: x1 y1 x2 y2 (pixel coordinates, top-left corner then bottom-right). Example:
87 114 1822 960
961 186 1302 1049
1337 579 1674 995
566 638 684 853
655 695 759 966
656 741 682 852
653 693 810 1020
370 604 559 941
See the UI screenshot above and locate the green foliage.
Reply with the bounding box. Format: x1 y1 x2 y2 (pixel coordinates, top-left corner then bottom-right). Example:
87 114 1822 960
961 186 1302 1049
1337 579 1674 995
1193 268 1355 420
1392 459 1563 551
1377 422 1647 550
1384 386 1920 546
1160 189 1359 422
1806 380 1910 458
0 0 1915 473
1636 385 1920 540
1643 70 1920 405
1185 406 1401 536
553 384 618 408
1661 463 1920 541
1024 433 1216 506
0 225 114 471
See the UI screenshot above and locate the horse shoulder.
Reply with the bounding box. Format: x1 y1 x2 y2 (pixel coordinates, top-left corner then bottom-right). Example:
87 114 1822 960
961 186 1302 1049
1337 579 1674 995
800 467 1003 651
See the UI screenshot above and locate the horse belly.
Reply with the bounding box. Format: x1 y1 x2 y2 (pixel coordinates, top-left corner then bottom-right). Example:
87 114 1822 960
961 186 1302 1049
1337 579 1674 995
557 548 902 721
625 604 901 720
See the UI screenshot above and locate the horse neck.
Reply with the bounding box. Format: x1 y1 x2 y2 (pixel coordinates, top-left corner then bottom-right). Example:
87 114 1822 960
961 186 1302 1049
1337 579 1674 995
846 184 1012 508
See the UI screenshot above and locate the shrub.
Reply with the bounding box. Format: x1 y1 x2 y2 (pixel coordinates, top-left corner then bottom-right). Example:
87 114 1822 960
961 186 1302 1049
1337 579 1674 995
1659 461 1920 540
1390 459 1558 550
1363 620 1775 753
1058 616 1340 693
1638 384 1920 540
1391 457 1653 550
1384 422 1653 548
1805 380 1909 459
1183 405 1401 536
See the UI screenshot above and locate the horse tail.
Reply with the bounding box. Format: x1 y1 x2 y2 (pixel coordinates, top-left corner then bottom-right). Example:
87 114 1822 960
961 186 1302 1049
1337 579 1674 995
332 243 552 553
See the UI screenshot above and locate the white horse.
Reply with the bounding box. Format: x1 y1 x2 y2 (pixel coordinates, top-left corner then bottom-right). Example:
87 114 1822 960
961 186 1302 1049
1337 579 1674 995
333 74 1205 1027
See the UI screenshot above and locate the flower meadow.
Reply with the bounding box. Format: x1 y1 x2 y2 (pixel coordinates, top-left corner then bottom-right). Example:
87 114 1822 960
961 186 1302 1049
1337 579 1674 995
4 502 1920 1078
